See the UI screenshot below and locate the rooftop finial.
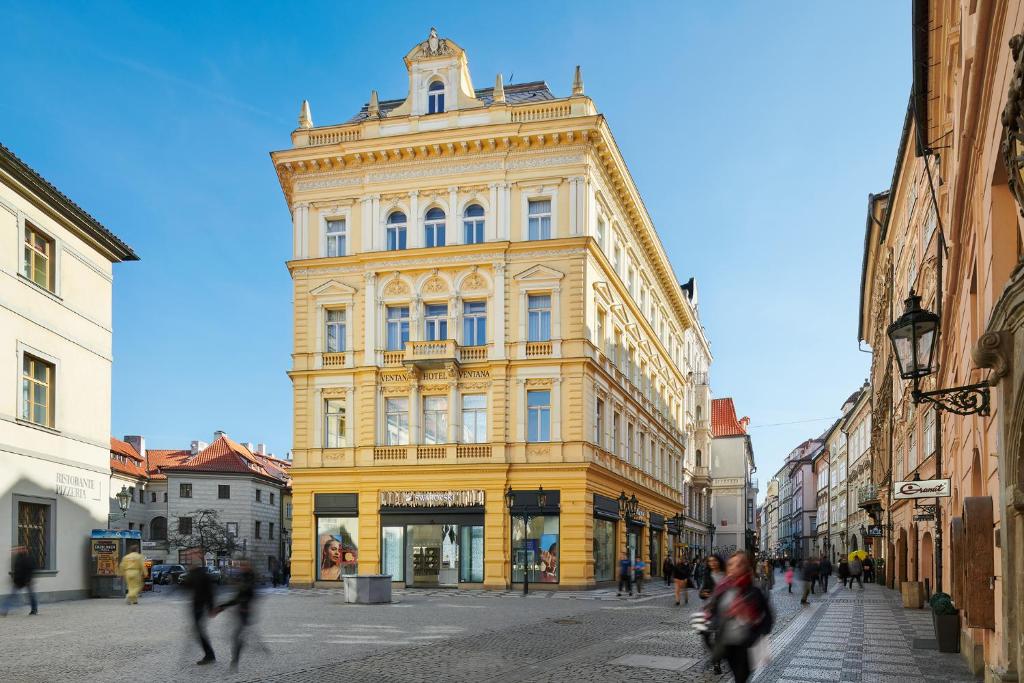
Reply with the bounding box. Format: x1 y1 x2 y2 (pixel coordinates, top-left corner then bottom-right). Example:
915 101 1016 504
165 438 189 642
368 90 380 117
572 65 584 96
493 73 506 104
298 99 313 129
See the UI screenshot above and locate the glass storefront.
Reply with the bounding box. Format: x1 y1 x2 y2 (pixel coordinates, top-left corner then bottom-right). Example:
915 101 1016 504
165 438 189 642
316 517 358 580
459 525 484 582
512 515 560 583
380 521 484 586
382 526 404 581
593 518 616 582
650 530 662 576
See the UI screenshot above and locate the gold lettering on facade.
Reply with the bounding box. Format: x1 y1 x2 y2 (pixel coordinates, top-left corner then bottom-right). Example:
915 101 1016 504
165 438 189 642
379 490 485 508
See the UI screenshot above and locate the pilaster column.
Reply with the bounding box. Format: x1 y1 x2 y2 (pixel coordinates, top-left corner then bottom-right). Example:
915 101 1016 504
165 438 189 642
488 183 499 241
448 186 459 245
409 381 420 446
515 378 527 442
586 179 597 239
569 177 578 236
448 379 460 443
364 272 378 364
551 377 563 442
500 183 511 240
292 202 310 259
493 262 506 359
361 197 373 253
370 195 381 251
408 191 420 248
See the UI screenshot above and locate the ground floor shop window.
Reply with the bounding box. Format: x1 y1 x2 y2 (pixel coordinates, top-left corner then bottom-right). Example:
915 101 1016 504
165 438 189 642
317 517 358 580
382 526 404 582
512 515 559 583
650 532 662 576
459 525 484 583
16 498 52 571
593 518 616 581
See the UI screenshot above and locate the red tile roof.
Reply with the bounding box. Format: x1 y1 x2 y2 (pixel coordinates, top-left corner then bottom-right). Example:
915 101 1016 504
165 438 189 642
110 437 147 478
161 436 290 483
145 449 190 480
711 398 749 438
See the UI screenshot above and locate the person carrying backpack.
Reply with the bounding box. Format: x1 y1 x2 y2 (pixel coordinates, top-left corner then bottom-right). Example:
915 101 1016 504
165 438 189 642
700 551 773 683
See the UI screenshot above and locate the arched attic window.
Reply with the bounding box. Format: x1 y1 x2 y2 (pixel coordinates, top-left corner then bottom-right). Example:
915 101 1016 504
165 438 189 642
427 80 445 114
424 207 446 247
386 212 407 251
463 204 484 244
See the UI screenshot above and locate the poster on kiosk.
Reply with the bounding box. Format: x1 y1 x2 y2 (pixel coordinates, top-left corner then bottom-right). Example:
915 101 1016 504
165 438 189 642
89 529 142 598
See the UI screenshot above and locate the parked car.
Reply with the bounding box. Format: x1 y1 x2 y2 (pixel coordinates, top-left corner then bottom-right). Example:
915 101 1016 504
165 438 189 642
154 564 187 585
176 565 222 584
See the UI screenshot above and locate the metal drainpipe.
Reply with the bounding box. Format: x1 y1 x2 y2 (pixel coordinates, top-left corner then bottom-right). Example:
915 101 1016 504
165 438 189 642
933 228 945 594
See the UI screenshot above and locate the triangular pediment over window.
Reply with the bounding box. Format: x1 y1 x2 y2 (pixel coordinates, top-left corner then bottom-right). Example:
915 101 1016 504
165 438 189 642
309 280 358 297
513 264 564 281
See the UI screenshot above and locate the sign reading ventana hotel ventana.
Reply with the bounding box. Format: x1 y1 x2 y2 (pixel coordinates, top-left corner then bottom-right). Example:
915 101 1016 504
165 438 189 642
893 478 951 500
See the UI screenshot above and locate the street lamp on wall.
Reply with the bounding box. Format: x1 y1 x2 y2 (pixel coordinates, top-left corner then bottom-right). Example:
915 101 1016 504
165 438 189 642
115 485 131 518
887 291 991 415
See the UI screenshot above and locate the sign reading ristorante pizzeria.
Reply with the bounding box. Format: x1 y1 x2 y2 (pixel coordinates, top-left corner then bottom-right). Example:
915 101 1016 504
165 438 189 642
893 478 951 499
379 490 485 508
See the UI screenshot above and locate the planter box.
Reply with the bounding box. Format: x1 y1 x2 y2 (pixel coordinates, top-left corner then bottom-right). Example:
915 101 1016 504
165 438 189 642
933 611 961 653
902 581 924 608
343 575 393 604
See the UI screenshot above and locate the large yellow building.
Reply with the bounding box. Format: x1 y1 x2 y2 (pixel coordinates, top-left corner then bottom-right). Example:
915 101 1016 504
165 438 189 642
272 30 712 590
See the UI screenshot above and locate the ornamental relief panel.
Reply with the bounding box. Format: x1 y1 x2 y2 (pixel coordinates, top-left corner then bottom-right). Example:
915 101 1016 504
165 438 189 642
383 278 410 296
525 378 557 388
321 387 349 398
526 445 551 457
422 276 447 294
460 381 490 390
461 273 487 291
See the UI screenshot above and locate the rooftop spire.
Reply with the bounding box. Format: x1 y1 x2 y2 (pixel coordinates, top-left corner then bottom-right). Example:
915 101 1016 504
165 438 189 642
298 99 313 129
368 89 380 117
493 73 506 104
572 65 584 96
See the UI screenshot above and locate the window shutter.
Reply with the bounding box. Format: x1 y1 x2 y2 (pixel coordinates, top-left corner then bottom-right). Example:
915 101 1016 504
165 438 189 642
949 516 964 607
963 496 995 629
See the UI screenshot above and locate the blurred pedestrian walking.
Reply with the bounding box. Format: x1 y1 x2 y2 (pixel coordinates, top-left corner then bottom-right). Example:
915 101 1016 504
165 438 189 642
863 553 875 583
117 548 146 605
800 558 819 605
784 565 794 593
662 556 674 587
849 556 864 590
837 556 850 587
819 555 832 593
182 562 217 665
616 552 633 597
700 554 725 600
702 552 774 683
215 559 258 671
633 557 646 595
673 557 692 606
1 546 37 617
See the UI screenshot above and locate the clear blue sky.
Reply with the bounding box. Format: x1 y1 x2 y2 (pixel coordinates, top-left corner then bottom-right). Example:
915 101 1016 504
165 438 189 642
2 2 909 485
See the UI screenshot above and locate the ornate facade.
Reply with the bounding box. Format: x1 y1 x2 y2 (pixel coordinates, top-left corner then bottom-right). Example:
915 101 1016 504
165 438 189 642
273 30 712 590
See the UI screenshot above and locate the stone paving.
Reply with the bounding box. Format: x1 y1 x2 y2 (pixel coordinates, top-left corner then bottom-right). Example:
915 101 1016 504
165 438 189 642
0 572 979 682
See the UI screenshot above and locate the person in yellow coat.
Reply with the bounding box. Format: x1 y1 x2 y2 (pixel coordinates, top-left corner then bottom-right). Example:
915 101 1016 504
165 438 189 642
117 550 146 605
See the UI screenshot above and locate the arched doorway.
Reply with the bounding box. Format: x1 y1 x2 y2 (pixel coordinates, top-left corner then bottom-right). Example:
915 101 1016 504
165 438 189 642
920 531 934 593
150 516 167 541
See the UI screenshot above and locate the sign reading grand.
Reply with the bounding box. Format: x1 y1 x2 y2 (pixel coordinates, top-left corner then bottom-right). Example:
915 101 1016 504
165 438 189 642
893 479 951 500
380 490 485 508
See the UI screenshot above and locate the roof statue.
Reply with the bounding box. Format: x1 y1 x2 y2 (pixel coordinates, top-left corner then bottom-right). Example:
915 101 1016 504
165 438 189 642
572 65 584 96
419 27 452 58
298 99 313 129
368 90 380 117
493 73 506 103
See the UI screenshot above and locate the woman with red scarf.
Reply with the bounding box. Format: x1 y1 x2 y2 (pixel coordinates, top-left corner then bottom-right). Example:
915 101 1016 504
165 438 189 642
702 552 773 682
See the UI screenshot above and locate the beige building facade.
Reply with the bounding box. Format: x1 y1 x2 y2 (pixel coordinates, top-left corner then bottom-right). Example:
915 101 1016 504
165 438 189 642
0 143 137 602
274 31 711 590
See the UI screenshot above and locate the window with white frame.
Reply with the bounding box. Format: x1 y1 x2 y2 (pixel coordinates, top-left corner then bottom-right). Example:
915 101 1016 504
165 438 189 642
527 199 551 240
386 306 410 351
324 399 346 447
326 219 346 257
423 396 448 444
924 408 935 456
596 218 606 248
461 394 487 443
424 303 448 341
463 301 486 346
595 308 605 352
595 398 604 447
627 267 635 295
21 353 54 427
386 212 407 251
424 207 446 247
527 294 552 341
463 204 484 244
325 309 346 352
626 422 634 464
385 397 409 445
527 390 551 442
427 80 445 114
613 244 622 273
23 224 55 292
908 428 917 471
612 411 621 457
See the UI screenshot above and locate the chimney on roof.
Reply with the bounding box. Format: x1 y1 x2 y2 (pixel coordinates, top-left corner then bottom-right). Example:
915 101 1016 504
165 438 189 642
243 442 254 452
213 430 227 440
739 416 751 432
190 440 208 456
124 435 146 460
257 443 267 455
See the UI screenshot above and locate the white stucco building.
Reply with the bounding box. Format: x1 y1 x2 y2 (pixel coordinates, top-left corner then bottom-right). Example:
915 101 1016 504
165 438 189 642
709 398 757 554
0 143 137 602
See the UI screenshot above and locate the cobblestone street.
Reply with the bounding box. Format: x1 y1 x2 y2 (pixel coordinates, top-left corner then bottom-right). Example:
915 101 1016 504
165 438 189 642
1 572 977 683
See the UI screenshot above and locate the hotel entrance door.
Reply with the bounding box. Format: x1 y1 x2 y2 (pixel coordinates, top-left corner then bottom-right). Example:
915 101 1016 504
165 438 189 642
407 524 459 587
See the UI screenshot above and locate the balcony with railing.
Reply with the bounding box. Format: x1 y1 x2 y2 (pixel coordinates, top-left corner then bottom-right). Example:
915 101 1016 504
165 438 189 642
857 483 882 511
404 339 458 367
524 341 553 358
690 466 711 487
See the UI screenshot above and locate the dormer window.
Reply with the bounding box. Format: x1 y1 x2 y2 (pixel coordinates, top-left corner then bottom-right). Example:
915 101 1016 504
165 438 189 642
427 81 445 114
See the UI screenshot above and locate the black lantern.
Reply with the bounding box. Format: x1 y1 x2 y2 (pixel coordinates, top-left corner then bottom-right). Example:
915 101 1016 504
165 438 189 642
616 491 628 517
626 494 640 519
504 486 515 511
886 289 991 416
887 291 939 380
536 486 547 509
115 485 131 517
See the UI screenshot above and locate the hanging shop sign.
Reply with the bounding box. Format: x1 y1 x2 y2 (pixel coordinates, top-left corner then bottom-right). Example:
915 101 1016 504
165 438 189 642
866 525 883 537
893 479 951 500
379 490 485 508
913 514 935 522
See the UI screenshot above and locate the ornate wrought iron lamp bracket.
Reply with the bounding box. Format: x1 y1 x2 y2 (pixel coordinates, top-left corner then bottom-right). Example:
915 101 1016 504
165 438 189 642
910 381 991 416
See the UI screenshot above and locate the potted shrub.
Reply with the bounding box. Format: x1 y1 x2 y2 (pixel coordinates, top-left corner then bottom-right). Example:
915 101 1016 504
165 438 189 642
929 592 960 653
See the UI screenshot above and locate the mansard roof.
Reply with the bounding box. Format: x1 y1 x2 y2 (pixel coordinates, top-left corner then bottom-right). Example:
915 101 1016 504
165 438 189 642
344 81 554 124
